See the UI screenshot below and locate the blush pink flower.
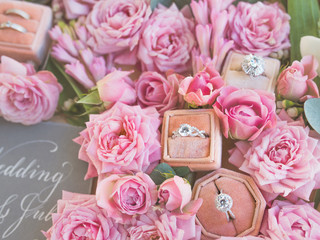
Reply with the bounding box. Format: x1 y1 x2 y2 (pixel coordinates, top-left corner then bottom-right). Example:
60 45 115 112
261 200 320 239
86 0 151 61
97 70 136 108
128 208 201 240
96 172 157 224
138 4 195 73
228 1 290 56
213 86 276 141
136 71 184 116
73 103 161 179
229 120 320 203
158 176 203 217
0 56 62 125
62 0 98 19
179 66 224 106
277 55 319 102
43 191 128 240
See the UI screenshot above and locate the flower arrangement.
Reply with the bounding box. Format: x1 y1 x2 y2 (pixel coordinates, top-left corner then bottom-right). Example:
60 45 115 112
2 0 320 239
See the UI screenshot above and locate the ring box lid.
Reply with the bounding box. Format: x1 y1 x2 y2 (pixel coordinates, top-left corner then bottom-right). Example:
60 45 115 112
0 0 52 66
161 109 222 171
192 168 266 238
221 51 280 93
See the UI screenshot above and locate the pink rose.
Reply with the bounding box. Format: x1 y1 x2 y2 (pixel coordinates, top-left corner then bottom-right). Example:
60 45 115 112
138 4 195 73
62 0 98 19
220 237 268 240
96 172 157 224
228 2 290 56
0 56 62 125
86 0 151 62
74 103 161 179
179 66 224 106
136 71 184 116
97 70 136 107
261 200 320 239
128 209 201 240
277 55 319 102
159 176 192 212
229 120 320 203
43 191 128 240
213 86 276 141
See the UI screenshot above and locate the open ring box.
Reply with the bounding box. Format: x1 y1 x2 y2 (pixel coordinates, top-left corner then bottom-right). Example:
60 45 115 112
161 109 222 171
221 51 280 93
0 0 52 68
192 168 266 239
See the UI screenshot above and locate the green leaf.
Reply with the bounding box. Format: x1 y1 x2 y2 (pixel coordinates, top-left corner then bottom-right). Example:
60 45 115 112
288 0 320 62
304 98 320 134
77 90 102 105
174 0 191 9
151 0 173 10
149 163 176 185
315 189 320 209
172 166 191 177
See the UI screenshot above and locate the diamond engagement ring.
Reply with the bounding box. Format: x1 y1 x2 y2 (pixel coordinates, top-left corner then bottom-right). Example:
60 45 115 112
241 54 265 77
0 21 27 33
172 124 207 139
5 9 30 20
215 190 235 222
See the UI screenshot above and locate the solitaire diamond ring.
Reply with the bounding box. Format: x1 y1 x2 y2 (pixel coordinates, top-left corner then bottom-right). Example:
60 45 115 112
215 190 235 222
172 124 207 139
0 21 27 33
5 9 30 20
241 54 265 77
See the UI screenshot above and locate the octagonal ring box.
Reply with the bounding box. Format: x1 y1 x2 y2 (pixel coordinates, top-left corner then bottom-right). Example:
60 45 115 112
221 51 280 93
0 0 52 68
161 109 222 171
192 168 266 239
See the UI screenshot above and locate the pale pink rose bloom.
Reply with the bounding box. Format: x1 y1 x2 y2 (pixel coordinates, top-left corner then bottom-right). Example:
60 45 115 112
43 191 127 240
86 0 151 64
277 55 319 102
228 2 290 56
96 172 157 224
260 200 320 239
0 56 62 125
138 4 195 73
136 71 184 116
159 176 203 217
220 237 269 240
190 0 234 73
73 103 161 179
229 120 320 203
97 70 136 108
128 208 201 240
213 86 276 141
179 65 224 106
62 0 98 19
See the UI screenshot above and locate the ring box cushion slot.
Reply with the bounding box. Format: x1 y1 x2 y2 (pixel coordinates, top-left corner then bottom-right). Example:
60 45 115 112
161 109 222 171
192 168 266 239
0 1 52 66
221 51 280 93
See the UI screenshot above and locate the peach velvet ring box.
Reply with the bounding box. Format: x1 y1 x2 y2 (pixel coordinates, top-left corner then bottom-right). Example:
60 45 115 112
192 168 266 239
161 109 222 171
221 51 280 92
0 0 52 67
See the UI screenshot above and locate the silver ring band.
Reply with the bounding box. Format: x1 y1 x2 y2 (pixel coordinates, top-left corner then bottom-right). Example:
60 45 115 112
172 124 207 139
215 190 235 222
241 54 265 77
0 21 27 33
5 9 30 20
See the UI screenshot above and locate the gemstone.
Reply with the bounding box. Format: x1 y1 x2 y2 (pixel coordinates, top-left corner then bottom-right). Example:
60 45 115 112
215 193 233 212
178 124 191 137
242 54 265 77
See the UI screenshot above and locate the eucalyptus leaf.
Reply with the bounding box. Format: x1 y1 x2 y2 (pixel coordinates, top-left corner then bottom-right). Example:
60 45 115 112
172 166 191 178
174 0 191 9
304 98 320 134
149 163 176 185
151 0 173 10
77 90 102 105
288 0 320 62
